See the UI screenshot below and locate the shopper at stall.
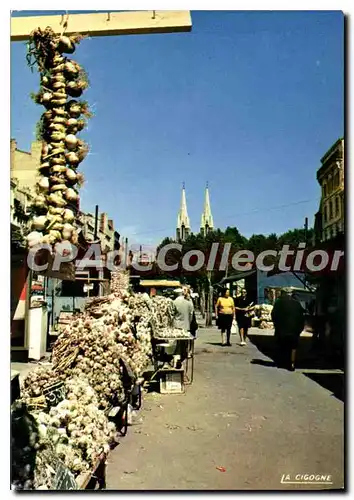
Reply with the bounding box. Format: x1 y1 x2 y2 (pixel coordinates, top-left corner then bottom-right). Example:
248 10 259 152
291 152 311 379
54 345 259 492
173 288 194 332
215 288 235 346
234 289 255 346
271 288 305 371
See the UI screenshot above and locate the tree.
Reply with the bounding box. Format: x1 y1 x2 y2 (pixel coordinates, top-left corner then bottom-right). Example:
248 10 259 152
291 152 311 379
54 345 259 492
154 225 314 290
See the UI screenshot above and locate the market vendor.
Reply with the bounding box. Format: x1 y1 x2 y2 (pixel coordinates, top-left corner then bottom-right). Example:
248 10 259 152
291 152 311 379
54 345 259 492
173 288 194 332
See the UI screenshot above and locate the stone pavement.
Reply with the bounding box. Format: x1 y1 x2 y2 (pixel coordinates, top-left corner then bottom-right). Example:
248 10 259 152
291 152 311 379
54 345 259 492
106 326 344 490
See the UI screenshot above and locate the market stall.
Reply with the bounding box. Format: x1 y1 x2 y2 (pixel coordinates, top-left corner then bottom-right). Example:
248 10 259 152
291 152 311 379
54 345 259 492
12 267 197 489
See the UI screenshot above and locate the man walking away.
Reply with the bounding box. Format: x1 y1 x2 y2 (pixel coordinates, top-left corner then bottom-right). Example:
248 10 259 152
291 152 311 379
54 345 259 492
271 288 305 371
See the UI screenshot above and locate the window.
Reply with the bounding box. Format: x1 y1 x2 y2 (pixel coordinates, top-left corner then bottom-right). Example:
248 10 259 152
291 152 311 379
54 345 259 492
333 171 339 189
329 199 333 220
323 183 327 197
335 196 340 217
328 176 333 194
324 204 328 223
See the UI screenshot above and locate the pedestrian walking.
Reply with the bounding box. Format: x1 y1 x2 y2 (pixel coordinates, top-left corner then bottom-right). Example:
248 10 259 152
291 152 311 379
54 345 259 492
215 288 235 346
271 288 305 371
234 289 255 346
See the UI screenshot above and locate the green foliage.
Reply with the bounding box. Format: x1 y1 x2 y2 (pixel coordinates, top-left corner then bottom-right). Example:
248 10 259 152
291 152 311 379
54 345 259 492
13 199 30 225
155 225 314 293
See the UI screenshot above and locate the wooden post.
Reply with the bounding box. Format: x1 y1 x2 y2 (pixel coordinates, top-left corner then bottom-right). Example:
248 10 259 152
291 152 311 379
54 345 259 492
11 11 192 41
205 271 213 327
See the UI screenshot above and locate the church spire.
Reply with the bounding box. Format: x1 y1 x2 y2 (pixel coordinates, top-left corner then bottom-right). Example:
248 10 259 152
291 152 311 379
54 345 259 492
176 183 191 242
200 182 214 236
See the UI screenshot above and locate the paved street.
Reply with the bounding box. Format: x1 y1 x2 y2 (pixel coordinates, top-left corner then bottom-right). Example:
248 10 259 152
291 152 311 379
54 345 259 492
106 326 344 491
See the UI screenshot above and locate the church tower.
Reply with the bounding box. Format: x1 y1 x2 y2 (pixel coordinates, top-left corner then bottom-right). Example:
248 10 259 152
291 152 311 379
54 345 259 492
200 182 214 236
176 183 191 242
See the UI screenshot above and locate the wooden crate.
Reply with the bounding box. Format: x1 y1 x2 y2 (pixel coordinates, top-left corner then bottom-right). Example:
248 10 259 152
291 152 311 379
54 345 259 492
159 369 184 394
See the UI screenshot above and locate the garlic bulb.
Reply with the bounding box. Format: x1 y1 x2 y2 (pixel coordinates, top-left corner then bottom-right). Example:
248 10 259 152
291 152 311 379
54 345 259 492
32 215 47 231
26 231 43 247
64 188 78 201
38 177 49 191
48 193 66 207
63 208 75 222
65 134 78 150
65 168 77 181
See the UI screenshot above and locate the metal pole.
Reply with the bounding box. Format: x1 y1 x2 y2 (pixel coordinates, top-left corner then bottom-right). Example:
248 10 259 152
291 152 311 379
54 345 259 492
124 238 129 268
206 270 213 327
304 217 308 246
304 217 309 288
94 205 99 239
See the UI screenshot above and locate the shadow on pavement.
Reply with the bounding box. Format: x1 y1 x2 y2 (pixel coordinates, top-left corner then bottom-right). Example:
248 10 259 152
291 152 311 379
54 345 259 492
250 359 277 368
248 332 343 370
248 332 345 402
304 372 345 403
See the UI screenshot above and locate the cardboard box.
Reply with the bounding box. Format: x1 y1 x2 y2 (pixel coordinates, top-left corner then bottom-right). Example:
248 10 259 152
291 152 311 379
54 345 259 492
159 369 184 394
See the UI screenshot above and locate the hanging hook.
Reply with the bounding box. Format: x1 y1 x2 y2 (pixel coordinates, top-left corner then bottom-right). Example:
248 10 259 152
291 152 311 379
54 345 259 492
107 12 111 21
60 11 69 36
152 10 156 19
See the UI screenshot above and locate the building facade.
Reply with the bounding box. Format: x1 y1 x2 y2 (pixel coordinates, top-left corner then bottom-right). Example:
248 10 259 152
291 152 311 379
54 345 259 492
11 178 33 230
11 139 41 193
315 138 344 242
78 211 119 252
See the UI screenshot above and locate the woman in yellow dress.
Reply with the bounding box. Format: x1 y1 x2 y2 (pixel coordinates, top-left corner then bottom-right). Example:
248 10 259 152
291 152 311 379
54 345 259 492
215 289 235 346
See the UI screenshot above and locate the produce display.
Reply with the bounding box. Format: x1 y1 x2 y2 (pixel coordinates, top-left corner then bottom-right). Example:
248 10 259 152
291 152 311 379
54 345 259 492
254 304 274 329
12 270 184 490
155 327 191 339
150 296 176 330
25 27 90 249
33 378 117 484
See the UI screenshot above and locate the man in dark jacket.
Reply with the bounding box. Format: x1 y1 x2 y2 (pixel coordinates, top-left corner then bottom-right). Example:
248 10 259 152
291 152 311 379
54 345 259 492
271 289 305 371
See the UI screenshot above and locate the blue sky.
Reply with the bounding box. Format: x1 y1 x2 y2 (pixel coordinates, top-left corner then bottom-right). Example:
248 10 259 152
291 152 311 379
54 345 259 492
11 10 344 246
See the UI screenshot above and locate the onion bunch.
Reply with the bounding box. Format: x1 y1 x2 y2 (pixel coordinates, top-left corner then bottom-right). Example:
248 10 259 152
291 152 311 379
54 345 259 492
26 27 91 248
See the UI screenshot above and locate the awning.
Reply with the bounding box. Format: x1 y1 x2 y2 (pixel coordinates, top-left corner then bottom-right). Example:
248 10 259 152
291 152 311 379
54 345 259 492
140 280 181 288
218 269 257 285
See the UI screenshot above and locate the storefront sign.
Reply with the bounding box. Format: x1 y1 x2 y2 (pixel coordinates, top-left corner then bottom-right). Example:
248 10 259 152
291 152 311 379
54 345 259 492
58 311 74 324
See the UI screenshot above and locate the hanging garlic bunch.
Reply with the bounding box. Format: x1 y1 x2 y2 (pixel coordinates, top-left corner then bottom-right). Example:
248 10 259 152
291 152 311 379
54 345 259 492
26 27 91 249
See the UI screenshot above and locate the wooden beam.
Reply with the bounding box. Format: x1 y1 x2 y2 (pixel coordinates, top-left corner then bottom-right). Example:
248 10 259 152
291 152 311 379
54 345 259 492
11 10 192 41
